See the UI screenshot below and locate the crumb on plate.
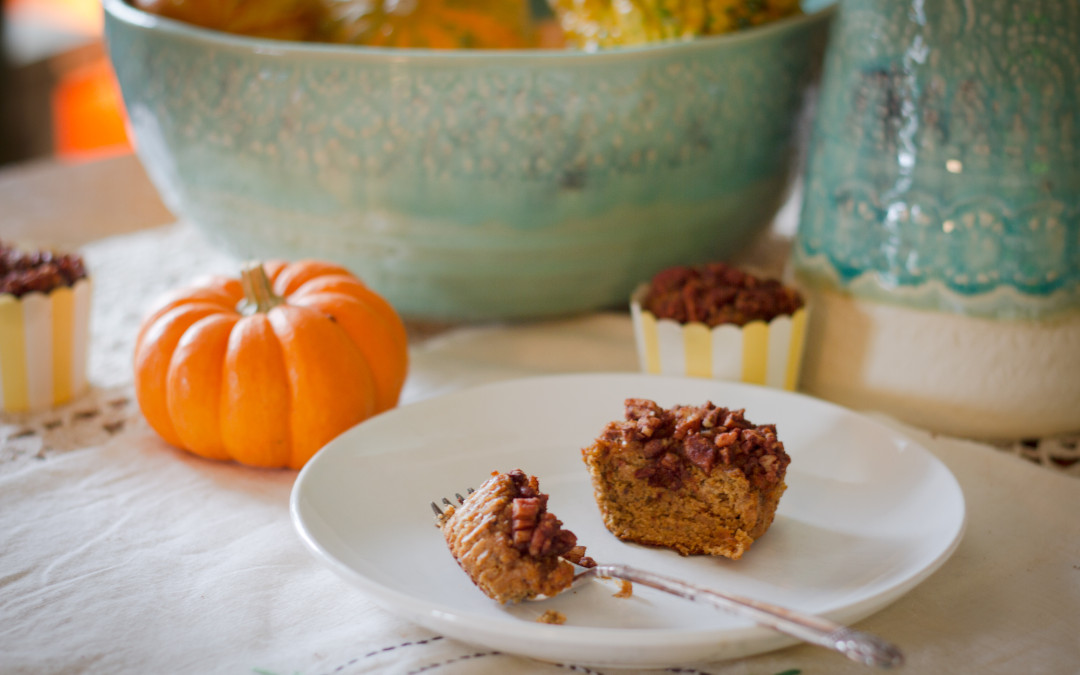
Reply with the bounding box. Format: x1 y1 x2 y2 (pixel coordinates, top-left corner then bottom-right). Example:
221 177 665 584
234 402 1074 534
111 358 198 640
536 610 566 625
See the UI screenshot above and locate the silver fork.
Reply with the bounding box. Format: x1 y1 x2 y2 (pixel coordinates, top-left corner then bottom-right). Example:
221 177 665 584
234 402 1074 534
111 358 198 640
433 492 904 669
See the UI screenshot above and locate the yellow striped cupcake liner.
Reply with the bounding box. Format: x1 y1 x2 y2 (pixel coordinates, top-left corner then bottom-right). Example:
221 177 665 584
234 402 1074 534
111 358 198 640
631 284 808 391
0 278 92 413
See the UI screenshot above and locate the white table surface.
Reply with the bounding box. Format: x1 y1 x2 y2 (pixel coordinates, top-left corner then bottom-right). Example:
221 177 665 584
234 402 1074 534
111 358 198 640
1 155 1078 675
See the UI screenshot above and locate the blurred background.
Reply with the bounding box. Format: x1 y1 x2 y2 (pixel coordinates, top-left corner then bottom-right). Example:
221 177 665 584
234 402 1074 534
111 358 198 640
0 0 130 167
0 0 563 168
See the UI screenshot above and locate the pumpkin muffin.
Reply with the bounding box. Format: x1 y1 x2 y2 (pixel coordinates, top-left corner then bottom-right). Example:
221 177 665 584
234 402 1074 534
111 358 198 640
582 398 789 559
436 469 594 604
631 262 809 390
0 241 92 412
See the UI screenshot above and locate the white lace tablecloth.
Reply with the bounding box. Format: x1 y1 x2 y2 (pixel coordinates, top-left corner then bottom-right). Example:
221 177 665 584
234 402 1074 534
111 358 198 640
2 223 1079 675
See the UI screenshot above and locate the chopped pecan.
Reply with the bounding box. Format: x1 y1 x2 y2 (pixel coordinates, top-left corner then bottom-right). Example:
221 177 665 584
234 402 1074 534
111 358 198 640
636 451 685 490
713 430 738 448
624 398 670 440
563 545 596 568
684 434 717 474
625 398 663 420
723 409 752 430
641 438 668 459
511 497 542 549
527 512 576 558
673 406 706 439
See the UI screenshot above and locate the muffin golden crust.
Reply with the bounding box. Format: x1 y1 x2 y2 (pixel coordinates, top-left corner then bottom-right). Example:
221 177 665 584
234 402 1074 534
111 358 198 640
582 399 789 559
437 469 591 604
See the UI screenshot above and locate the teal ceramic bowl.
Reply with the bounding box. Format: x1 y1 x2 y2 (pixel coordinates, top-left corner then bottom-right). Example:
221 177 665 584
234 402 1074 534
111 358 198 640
104 0 834 321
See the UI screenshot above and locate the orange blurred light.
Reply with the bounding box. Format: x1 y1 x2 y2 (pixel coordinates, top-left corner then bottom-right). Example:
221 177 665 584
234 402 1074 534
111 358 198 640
52 58 132 160
8 0 131 159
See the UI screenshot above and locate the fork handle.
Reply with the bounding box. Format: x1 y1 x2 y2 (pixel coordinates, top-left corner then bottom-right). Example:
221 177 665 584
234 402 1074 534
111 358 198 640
588 564 904 669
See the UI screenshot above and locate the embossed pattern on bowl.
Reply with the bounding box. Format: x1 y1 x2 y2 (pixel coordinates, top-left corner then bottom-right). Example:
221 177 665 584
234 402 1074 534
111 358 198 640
104 0 833 320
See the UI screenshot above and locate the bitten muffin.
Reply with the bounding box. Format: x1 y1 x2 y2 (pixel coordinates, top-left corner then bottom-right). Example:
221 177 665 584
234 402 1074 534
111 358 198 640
436 469 593 604
582 399 789 559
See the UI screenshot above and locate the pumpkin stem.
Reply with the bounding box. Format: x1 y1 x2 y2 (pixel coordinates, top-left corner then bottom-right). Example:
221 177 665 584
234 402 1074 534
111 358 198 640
240 262 284 315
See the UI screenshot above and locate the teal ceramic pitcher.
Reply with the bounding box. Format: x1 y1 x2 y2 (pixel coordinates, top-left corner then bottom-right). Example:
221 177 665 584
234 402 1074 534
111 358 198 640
793 0 1079 439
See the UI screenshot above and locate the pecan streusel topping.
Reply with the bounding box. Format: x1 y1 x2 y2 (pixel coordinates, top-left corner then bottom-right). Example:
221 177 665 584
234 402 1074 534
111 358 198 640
0 241 87 297
615 398 790 490
506 469 578 559
643 262 803 326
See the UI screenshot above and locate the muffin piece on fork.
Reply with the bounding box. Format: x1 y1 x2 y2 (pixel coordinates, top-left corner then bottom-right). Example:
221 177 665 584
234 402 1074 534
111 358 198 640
434 469 594 604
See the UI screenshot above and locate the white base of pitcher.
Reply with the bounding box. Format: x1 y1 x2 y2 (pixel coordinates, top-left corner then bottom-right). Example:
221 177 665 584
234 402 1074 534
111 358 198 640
797 286 1080 440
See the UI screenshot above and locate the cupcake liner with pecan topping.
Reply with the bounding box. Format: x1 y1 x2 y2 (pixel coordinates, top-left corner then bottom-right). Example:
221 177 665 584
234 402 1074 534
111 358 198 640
643 262 803 327
0 241 88 298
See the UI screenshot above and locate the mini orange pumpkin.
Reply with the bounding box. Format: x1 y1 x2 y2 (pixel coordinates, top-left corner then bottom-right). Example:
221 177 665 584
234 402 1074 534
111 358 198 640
133 260 408 469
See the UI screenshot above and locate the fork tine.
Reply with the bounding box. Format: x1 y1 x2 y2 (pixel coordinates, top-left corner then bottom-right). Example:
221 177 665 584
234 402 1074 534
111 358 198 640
432 488 476 520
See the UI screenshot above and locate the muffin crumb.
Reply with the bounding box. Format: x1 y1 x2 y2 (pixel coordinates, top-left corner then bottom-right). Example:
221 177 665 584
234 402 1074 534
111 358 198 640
536 610 567 625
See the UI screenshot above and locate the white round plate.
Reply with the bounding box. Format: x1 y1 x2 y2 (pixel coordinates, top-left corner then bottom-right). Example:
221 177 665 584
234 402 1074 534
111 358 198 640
291 373 965 668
